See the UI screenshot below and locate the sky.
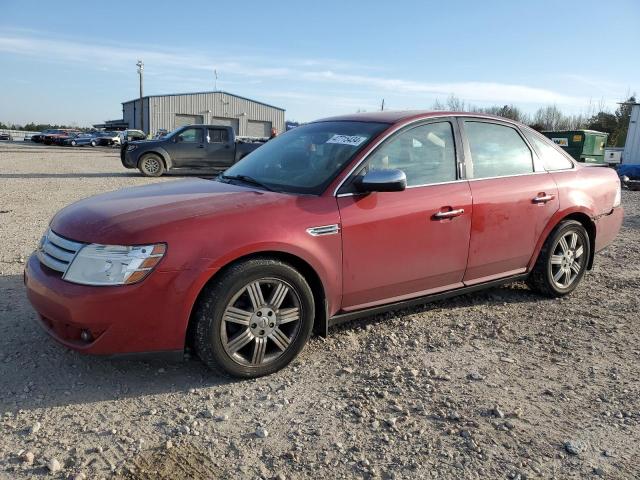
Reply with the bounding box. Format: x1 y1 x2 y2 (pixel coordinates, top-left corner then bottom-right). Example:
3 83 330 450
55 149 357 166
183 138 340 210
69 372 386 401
0 0 638 126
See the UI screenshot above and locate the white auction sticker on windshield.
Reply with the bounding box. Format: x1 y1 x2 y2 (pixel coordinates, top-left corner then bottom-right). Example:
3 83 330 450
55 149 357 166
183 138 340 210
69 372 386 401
326 134 367 146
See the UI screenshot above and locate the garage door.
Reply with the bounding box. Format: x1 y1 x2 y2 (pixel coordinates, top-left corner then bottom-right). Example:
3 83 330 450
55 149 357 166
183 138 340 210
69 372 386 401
175 114 204 128
247 120 272 138
210 117 239 135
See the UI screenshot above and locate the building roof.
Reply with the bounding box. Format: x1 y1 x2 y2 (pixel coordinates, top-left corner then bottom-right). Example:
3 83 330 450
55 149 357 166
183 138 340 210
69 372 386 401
122 90 285 111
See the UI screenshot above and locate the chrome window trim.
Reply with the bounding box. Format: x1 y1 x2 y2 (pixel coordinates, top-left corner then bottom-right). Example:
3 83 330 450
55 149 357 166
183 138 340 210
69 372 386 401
332 114 458 196
336 178 468 197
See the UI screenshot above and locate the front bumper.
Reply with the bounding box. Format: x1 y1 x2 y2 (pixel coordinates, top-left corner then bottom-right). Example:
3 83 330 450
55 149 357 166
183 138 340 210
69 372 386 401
24 254 189 355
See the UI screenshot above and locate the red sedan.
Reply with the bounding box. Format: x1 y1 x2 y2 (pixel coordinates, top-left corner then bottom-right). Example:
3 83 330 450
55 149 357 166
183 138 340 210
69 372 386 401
25 111 623 377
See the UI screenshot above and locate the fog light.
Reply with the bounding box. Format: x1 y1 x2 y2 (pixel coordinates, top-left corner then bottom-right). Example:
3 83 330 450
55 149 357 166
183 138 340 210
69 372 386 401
80 330 93 342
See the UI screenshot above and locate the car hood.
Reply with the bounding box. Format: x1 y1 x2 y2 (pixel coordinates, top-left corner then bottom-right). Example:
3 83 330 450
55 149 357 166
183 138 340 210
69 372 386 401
50 178 288 245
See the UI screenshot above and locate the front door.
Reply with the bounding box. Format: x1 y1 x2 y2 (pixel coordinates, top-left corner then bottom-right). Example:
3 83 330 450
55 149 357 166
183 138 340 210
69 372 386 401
337 120 472 311
460 119 559 284
167 127 206 168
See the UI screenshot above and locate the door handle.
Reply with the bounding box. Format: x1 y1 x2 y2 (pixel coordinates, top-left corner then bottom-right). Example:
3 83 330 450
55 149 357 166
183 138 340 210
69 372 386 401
433 208 465 219
532 193 555 203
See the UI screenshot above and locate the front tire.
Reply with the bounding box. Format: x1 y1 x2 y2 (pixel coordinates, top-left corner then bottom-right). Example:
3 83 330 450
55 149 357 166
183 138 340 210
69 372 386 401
527 220 590 297
70 140 77 146
138 154 165 177
194 258 315 378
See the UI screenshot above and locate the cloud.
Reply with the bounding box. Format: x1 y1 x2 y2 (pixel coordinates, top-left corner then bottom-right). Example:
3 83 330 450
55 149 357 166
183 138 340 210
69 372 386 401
0 30 614 115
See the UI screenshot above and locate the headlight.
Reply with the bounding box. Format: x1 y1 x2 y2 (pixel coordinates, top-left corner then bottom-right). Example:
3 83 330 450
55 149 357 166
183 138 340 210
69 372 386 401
126 144 137 151
64 243 166 286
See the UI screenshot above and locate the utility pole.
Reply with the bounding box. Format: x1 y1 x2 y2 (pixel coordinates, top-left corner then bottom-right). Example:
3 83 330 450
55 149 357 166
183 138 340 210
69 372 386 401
214 69 218 91
136 60 144 133
381 98 385 111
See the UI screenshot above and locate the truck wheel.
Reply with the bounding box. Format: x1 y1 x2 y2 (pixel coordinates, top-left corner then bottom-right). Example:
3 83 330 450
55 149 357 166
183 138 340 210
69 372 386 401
194 258 315 378
138 154 165 177
527 220 590 297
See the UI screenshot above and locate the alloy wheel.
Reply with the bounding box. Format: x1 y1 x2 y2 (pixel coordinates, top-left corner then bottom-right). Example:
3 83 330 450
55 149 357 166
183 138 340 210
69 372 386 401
549 230 585 289
220 278 302 367
142 157 161 175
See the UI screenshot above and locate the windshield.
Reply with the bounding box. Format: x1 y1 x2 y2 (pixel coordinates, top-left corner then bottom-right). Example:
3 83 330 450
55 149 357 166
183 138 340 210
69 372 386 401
219 121 388 194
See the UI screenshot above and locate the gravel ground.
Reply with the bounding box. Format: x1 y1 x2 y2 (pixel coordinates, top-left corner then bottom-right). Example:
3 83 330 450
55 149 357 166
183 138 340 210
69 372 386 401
1 142 639 479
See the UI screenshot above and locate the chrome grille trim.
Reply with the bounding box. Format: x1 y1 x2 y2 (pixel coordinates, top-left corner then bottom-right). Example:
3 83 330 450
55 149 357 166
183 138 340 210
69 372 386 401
37 229 85 274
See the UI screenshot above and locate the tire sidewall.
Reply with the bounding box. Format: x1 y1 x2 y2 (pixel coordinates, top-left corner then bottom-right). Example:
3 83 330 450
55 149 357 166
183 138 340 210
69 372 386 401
545 221 590 295
138 154 164 177
198 261 315 378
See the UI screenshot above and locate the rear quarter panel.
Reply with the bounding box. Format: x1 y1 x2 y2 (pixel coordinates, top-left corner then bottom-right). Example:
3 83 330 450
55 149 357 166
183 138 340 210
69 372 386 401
527 165 622 269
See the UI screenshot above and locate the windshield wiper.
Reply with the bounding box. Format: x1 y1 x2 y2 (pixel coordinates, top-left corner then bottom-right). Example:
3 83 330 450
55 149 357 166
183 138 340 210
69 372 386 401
219 174 275 192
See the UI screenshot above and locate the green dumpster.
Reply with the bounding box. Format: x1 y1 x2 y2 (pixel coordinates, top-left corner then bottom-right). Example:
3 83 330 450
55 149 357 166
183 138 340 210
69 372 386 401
541 130 608 164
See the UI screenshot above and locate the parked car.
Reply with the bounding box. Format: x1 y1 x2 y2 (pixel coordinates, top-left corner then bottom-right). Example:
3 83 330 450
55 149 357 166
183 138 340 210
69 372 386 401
43 129 78 145
121 125 266 176
31 129 57 143
54 131 83 146
62 133 99 147
23 133 38 142
0 132 10 141
25 111 623 378
95 131 121 147
119 129 147 144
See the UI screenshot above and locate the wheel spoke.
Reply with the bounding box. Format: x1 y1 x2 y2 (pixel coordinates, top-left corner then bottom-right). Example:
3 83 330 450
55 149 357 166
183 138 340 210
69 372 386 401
246 282 265 309
569 232 578 249
550 254 563 265
251 337 267 365
575 245 584 258
278 307 300 324
553 268 565 283
226 329 254 353
562 269 571 286
269 283 289 309
570 262 581 275
270 327 291 351
224 306 253 325
559 236 570 254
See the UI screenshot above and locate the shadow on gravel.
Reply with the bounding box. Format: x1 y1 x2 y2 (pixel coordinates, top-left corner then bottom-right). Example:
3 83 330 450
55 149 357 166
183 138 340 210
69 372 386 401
332 281 542 334
0 275 236 413
0 173 140 179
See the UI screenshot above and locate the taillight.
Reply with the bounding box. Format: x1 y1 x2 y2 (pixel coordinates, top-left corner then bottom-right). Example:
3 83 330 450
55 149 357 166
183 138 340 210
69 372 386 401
613 179 621 208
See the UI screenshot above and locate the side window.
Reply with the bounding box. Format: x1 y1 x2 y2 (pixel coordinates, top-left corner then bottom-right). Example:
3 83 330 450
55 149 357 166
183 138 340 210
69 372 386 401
365 122 457 187
207 128 229 143
465 122 533 179
177 128 203 143
524 130 574 171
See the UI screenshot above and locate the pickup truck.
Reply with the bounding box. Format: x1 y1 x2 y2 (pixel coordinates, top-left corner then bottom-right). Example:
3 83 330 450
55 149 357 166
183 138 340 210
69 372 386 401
121 125 266 177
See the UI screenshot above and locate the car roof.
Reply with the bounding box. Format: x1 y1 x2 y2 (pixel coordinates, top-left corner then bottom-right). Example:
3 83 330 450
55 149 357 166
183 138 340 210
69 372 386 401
312 110 522 126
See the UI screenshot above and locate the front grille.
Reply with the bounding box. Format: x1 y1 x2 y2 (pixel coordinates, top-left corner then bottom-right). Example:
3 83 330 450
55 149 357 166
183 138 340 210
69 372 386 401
37 229 85 275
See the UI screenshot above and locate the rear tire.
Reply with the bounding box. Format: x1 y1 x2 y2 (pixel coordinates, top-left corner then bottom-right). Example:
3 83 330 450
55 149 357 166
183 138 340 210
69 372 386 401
90 140 97 147
527 220 590 297
138 154 165 177
70 140 77 146
194 258 315 378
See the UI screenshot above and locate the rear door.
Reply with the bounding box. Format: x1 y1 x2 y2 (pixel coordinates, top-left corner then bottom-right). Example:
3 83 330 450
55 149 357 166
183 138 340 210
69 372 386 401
459 118 559 284
337 120 472 310
202 128 235 169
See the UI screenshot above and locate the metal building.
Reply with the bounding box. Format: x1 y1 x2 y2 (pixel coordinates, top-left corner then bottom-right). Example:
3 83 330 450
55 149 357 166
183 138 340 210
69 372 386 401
622 102 640 164
122 91 285 137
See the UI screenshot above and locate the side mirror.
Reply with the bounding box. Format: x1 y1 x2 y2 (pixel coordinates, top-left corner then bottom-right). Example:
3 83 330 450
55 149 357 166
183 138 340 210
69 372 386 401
355 168 407 193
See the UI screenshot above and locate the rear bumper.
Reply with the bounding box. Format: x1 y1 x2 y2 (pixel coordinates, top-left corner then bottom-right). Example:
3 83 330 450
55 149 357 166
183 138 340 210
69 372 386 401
24 254 190 355
594 206 623 253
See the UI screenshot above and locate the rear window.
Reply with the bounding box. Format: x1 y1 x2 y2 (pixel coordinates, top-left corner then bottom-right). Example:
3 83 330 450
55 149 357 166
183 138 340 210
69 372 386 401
523 130 574 171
